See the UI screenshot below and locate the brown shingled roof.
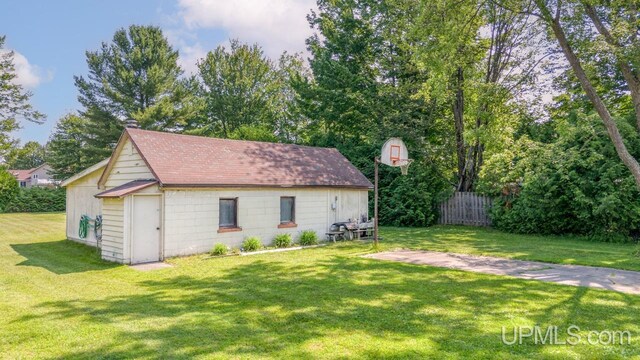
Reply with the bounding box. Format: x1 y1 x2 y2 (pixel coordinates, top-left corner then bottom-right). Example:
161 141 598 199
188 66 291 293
119 128 372 189
9 169 33 182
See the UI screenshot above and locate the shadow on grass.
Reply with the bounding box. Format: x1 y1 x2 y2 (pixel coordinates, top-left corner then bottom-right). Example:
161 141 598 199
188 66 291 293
11 240 118 274
380 226 640 271
21 253 640 359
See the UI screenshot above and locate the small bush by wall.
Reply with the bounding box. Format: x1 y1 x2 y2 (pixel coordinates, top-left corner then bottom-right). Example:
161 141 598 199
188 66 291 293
4 187 65 213
242 237 262 252
211 243 228 256
299 230 319 246
273 234 292 248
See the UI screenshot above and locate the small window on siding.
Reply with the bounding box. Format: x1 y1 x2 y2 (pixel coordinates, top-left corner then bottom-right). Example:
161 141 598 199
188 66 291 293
280 197 295 224
219 198 238 228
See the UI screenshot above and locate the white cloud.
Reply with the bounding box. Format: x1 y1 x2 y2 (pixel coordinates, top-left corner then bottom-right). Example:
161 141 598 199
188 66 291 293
177 0 316 58
0 49 52 88
179 42 208 74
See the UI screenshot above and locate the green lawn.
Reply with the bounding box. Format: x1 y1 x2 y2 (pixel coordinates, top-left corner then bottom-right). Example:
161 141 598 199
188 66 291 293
2 213 640 359
380 226 640 271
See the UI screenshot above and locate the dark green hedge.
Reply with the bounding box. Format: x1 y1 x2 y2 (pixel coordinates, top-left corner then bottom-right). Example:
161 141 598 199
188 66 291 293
489 117 640 242
4 187 66 213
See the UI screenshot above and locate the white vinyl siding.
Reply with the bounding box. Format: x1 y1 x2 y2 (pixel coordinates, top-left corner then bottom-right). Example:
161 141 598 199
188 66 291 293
105 139 154 189
101 198 125 262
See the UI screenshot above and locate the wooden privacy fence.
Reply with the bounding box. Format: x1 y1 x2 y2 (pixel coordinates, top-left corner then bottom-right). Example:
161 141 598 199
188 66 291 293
438 192 493 226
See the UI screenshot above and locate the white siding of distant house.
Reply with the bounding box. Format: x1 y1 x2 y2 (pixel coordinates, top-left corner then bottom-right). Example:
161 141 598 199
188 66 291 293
163 188 368 257
66 170 103 246
104 139 154 189
28 165 54 187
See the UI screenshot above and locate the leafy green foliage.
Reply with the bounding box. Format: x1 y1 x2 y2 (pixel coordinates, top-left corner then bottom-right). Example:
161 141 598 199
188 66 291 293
193 40 306 142
0 36 45 158
0 167 18 212
4 187 65 213
211 243 228 256
379 162 449 227
46 114 94 180
4 141 45 169
490 115 640 241
242 236 262 252
74 25 199 164
298 230 319 246
273 233 292 248
295 0 450 226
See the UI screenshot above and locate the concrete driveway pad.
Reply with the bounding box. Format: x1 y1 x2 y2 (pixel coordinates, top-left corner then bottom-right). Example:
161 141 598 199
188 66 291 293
365 250 640 295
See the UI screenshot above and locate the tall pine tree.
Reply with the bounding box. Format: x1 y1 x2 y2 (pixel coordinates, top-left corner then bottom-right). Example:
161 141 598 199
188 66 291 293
74 25 199 163
46 113 93 180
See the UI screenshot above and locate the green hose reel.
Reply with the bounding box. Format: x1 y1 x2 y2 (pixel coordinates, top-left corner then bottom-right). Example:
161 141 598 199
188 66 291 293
79 215 102 240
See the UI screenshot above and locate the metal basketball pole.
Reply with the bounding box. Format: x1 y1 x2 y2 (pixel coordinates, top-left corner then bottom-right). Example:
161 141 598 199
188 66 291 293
374 156 379 246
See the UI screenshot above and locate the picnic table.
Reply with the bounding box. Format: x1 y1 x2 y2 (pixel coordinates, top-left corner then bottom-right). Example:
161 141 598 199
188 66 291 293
326 221 374 242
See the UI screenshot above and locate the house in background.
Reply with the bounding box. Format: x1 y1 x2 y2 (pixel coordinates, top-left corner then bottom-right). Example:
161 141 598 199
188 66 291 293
9 164 56 188
62 128 372 264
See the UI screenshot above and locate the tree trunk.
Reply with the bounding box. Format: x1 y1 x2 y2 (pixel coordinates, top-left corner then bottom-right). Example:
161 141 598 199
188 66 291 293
535 0 640 189
583 3 640 131
452 67 467 191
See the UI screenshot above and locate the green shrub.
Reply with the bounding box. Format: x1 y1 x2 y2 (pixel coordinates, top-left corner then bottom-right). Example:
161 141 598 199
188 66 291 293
211 243 228 256
273 233 292 248
487 117 640 242
0 168 19 212
299 230 319 246
4 187 65 213
242 236 262 252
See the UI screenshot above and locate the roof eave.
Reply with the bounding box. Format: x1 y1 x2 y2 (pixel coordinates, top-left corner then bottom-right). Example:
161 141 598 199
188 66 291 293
61 158 110 187
161 183 372 190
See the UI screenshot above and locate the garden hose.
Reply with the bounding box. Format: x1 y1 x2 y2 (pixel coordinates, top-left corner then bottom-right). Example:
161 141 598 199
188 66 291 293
79 215 90 239
94 215 102 241
78 215 103 240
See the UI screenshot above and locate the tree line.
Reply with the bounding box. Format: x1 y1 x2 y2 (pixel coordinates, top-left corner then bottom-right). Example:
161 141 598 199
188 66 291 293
1 0 639 240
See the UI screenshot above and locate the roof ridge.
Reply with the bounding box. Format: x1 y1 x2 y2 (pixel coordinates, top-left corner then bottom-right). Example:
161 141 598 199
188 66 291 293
126 128 338 151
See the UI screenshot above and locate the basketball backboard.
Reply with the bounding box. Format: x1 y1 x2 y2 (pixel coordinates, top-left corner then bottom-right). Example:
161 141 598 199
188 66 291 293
380 138 408 166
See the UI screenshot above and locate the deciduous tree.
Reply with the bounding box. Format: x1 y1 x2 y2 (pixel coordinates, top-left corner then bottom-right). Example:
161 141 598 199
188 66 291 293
193 40 305 142
533 0 640 188
0 35 44 158
4 141 45 169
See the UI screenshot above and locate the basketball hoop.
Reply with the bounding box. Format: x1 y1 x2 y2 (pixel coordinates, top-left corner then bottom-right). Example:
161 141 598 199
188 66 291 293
374 138 414 246
396 159 413 176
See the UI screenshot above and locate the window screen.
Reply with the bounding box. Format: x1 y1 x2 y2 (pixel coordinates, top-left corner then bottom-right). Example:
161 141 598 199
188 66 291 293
280 197 295 223
219 198 237 227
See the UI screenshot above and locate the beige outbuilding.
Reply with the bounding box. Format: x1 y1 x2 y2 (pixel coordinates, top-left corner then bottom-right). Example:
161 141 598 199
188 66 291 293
62 128 372 264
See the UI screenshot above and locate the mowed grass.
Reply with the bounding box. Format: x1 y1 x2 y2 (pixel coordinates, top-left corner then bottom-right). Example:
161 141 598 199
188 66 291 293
1 213 640 359
380 226 640 271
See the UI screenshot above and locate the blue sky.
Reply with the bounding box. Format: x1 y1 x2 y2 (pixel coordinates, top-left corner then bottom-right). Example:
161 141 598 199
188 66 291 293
2 0 315 145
